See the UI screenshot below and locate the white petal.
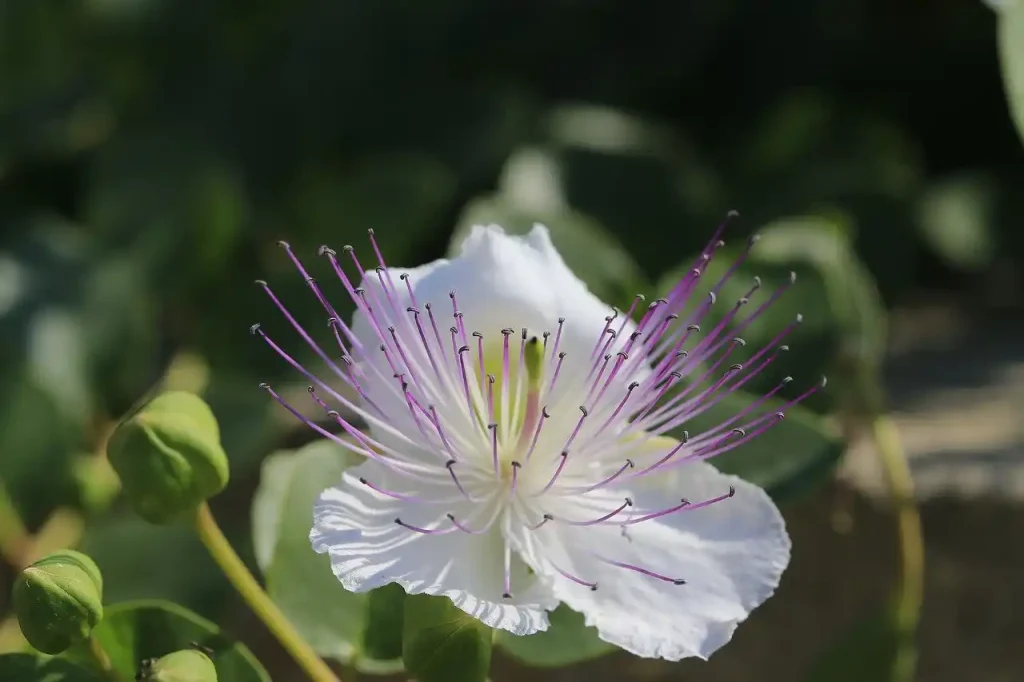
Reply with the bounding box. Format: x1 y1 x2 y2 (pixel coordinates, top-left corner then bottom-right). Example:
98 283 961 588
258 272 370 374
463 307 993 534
311 460 558 635
508 461 789 660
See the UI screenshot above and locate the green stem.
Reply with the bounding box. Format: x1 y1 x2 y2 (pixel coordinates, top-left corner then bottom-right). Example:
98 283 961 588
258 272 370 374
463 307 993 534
193 502 340 682
0 481 30 567
871 414 923 682
88 634 119 681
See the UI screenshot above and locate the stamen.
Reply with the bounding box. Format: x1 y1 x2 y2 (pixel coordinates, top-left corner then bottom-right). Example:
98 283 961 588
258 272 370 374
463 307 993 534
446 512 494 535
598 558 686 585
535 451 569 495
621 486 736 525
554 498 633 526
527 513 554 530
550 561 598 591
394 518 456 535
509 461 522 497
502 541 513 599
563 459 634 494
445 460 474 500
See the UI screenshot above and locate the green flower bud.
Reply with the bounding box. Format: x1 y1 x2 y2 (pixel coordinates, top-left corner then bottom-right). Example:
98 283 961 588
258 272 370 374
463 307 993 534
107 391 229 524
13 550 103 654
143 649 218 682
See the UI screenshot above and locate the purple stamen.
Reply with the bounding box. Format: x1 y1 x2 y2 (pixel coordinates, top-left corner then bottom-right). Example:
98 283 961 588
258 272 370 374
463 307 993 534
527 513 554 530
535 451 570 495
550 561 599 591
562 459 634 494
446 460 475 500
555 497 633 526
598 558 686 585
523 405 550 463
502 542 513 599
395 518 457 535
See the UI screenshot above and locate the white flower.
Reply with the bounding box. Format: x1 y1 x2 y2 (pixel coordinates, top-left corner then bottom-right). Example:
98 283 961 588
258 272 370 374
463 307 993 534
255 221 812 661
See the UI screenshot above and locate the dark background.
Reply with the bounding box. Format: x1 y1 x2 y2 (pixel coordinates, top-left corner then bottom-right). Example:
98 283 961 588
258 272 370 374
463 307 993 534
2 1 1023 680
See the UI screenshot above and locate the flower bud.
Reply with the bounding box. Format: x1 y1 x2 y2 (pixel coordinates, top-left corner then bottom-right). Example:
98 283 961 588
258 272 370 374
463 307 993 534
107 391 229 524
144 649 218 682
13 550 103 654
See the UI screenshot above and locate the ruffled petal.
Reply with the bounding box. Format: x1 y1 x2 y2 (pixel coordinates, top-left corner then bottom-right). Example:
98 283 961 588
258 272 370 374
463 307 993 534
311 460 558 635
507 461 789 659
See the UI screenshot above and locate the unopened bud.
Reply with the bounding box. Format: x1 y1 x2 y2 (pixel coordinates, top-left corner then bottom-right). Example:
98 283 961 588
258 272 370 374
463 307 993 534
107 391 229 524
143 649 218 682
13 550 103 654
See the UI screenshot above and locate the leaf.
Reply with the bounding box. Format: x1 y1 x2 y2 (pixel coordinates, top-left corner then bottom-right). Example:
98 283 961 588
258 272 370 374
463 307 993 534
496 605 615 667
805 602 915 682
0 653 100 681
453 194 648 311
684 390 845 503
403 594 492 682
252 439 405 673
916 173 997 271
998 0 1024 145
89 600 269 682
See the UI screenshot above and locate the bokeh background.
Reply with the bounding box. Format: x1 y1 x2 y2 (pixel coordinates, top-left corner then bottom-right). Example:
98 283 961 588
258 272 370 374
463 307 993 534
2 0 1024 680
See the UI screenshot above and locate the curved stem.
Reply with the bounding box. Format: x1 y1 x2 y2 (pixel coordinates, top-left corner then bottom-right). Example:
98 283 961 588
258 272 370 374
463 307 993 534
193 502 340 682
871 413 923 682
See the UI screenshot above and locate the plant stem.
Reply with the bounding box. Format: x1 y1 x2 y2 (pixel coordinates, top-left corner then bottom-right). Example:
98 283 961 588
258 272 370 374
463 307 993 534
88 634 119 681
871 413 923 682
193 502 340 682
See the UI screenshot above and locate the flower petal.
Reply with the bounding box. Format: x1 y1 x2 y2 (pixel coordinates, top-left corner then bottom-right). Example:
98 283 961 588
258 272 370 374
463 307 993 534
508 461 789 660
311 460 558 635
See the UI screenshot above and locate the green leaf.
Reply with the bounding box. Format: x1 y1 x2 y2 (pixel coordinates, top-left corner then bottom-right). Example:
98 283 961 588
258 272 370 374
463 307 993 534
252 439 404 673
453 194 648 311
403 594 492 682
497 605 614 667
89 600 269 682
685 390 845 503
916 173 997 271
998 0 1024 145
806 602 915 682
0 653 100 681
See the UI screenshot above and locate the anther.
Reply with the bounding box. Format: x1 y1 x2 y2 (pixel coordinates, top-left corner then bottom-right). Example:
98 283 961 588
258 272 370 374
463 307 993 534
541 406 551 418
317 245 336 257
708 291 717 304
343 245 354 252
579 406 588 417
628 381 640 390
625 497 634 506
472 331 483 338
249 323 261 335
688 324 700 332
626 459 635 468
732 428 746 437
254 279 268 287
729 363 743 371
399 273 409 280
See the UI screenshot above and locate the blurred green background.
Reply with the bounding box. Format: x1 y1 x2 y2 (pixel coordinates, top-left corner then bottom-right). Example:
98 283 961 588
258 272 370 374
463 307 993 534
2 1 1024 680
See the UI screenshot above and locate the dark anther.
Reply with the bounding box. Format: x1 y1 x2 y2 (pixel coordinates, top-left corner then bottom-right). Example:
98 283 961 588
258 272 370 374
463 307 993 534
341 355 354 365
393 518 402 524
458 345 470 354
542 331 551 339
626 459 635 468
501 328 514 335
343 245 354 252
669 371 682 379
629 331 641 340
326 411 339 419
688 324 700 332
681 430 689 442
727 485 737 497
502 593 512 599
655 297 667 305
387 325 396 333
487 374 496 383
560 451 569 458
617 351 630 359
579 406 588 416
775 412 785 420
543 514 554 521
400 273 409 280
732 428 746 437
606 330 617 338
472 331 483 338
406 306 418 314
249 323 261 335
425 302 433 310
450 326 458 334
672 579 687 585
666 313 679 321
628 381 640 390
522 327 528 339
254 279 268 287
558 316 566 323
446 513 457 521
605 315 615 323
729 363 744 371
675 350 688 358
375 266 384 274
590 584 599 592
354 286 365 295
625 497 634 506
307 386 315 393
738 297 750 306
488 422 498 430
448 290 455 298
541 406 551 418
379 343 386 351
511 461 522 469
453 311 463 319
558 351 567 359
446 459 456 469
359 477 368 484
